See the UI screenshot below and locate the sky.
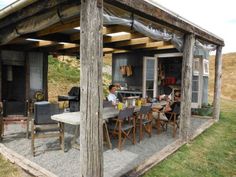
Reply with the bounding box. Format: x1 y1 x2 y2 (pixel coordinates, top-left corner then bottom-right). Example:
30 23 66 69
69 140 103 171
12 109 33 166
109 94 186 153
148 0 236 53
0 0 235 53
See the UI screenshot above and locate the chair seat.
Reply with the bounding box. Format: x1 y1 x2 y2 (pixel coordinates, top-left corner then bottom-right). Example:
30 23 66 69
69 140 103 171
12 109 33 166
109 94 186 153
159 115 168 121
35 127 61 133
108 123 134 131
142 119 152 125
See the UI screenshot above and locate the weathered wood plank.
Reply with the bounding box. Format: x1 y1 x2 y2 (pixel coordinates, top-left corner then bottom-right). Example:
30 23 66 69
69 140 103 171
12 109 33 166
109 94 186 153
0 0 70 29
179 34 195 141
0 50 2 101
213 46 223 121
128 139 184 176
190 119 215 140
127 118 215 177
0 144 57 177
114 37 154 47
80 0 104 177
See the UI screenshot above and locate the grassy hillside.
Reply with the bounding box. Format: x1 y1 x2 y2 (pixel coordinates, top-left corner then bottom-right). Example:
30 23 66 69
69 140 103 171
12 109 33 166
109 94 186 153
48 55 112 103
48 52 236 102
209 52 236 100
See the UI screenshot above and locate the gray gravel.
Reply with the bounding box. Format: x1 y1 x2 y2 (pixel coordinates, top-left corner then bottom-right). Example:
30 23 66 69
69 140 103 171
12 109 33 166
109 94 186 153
2 117 209 177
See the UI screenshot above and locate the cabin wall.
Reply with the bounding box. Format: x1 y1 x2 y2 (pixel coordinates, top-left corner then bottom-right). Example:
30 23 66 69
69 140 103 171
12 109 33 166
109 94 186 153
112 50 174 89
0 50 47 115
112 52 143 90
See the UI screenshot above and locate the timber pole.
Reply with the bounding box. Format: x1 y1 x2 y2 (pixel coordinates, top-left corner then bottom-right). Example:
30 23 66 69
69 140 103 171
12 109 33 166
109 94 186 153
179 34 195 142
213 46 223 122
80 0 104 177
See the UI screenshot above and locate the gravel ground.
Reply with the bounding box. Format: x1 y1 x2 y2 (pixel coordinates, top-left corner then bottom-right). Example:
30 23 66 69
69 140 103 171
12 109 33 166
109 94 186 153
2 117 209 177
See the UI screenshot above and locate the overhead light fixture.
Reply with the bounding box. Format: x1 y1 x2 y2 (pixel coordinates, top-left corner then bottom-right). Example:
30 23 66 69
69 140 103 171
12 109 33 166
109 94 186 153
59 42 70 45
26 38 43 42
106 32 130 37
74 27 80 30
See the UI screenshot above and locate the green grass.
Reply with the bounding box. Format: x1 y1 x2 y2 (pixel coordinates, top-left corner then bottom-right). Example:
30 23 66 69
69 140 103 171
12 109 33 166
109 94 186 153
47 55 111 101
0 155 23 177
48 55 80 83
144 99 236 177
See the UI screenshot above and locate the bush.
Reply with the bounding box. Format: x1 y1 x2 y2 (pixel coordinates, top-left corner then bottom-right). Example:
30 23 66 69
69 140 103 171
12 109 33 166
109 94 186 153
192 103 213 116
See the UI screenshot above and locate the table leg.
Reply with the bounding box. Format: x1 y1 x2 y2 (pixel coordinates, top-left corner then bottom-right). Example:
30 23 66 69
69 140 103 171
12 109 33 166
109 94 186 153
60 122 65 152
0 117 3 141
72 125 80 150
157 112 161 134
26 115 32 139
103 122 112 149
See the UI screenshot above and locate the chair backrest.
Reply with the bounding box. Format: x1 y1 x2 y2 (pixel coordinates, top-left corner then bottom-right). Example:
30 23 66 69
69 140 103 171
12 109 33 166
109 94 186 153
103 100 113 108
172 102 181 115
118 107 134 120
140 104 152 115
34 102 59 125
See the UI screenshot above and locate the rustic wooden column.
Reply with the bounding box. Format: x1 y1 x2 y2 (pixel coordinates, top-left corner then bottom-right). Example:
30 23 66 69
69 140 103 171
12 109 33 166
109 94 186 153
25 52 29 101
213 46 223 121
179 34 195 141
80 1 103 177
0 51 2 101
43 53 48 100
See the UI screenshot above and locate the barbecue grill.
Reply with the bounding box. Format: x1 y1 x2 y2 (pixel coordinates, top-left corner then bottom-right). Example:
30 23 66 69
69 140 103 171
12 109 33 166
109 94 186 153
58 87 80 112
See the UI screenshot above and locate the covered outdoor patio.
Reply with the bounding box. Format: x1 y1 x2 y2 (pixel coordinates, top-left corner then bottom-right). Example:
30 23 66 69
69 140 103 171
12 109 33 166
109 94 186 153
0 0 224 176
1 115 213 177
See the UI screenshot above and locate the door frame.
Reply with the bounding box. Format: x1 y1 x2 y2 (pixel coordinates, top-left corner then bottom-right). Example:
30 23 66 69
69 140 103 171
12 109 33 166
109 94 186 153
142 56 158 98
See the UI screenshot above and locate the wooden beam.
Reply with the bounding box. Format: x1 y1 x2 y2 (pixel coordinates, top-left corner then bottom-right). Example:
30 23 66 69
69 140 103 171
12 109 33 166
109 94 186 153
103 48 130 54
27 40 57 49
0 51 2 101
114 37 154 47
37 19 80 37
104 33 143 43
213 45 223 121
103 48 115 53
0 0 69 29
132 41 170 49
107 0 224 46
70 25 132 41
80 0 103 176
144 44 175 51
52 43 79 51
179 34 195 141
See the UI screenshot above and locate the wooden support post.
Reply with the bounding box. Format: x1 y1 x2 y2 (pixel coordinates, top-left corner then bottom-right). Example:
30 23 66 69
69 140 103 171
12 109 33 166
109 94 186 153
179 34 195 141
80 1 103 177
43 53 48 100
25 52 30 102
0 50 2 101
213 46 223 121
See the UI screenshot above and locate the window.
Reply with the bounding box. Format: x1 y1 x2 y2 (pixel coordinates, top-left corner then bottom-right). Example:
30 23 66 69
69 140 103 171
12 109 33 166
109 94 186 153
203 59 209 76
193 58 200 76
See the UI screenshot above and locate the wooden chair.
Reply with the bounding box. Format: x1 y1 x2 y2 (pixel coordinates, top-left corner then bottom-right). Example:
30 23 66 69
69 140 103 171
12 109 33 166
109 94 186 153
103 100 113 108
31 102 64 156
136 104 153 142
108 107 136 150
158 102 180 137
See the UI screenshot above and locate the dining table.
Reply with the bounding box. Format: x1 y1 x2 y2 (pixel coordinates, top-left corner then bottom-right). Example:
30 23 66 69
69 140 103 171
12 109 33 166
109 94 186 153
51 101 167 150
